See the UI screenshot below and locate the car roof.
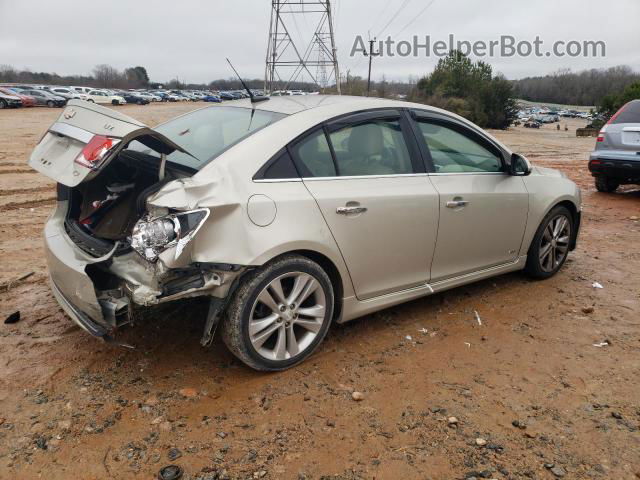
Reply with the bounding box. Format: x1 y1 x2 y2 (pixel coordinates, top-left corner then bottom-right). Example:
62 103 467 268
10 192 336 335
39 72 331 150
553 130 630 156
231 94 407 115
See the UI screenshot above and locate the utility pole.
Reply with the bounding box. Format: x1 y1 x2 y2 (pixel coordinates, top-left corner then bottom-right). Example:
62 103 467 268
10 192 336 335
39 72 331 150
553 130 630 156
365 38 379 97
265 0 341 94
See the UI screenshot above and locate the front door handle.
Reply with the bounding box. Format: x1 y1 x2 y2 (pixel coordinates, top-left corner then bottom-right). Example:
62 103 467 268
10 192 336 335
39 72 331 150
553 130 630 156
336 206 368 215
446 199 469 208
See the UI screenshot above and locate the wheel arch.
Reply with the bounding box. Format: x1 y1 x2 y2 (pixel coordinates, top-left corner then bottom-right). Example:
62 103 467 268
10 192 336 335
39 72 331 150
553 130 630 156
554 199 580 250
272 249 344 322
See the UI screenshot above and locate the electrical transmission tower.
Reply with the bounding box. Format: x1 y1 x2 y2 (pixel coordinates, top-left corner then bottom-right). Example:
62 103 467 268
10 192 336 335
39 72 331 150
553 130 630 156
265 0 341 94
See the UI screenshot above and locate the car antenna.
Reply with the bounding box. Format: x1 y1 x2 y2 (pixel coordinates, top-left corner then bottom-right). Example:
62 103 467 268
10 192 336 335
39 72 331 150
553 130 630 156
225 58 269 103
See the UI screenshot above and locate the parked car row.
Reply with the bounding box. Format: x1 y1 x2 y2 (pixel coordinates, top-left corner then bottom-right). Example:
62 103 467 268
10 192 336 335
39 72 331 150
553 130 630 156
0 84 276 109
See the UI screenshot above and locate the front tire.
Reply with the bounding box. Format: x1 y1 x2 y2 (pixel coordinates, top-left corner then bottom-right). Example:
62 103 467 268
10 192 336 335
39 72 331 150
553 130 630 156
0 99 6 109
46 100 55 108
221 255 334 371
525 206 573 279
595 176 619 193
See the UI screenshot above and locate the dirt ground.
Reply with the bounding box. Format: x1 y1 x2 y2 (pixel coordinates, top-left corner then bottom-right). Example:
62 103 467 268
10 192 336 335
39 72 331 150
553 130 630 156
0 103 638 480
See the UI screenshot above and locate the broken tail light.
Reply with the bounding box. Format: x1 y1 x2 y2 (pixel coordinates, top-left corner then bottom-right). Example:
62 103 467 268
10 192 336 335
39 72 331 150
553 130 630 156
131 209 210 262
74 135 120 170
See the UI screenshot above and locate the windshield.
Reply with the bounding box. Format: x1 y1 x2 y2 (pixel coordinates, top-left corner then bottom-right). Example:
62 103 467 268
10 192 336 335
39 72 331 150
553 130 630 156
129 106 287 170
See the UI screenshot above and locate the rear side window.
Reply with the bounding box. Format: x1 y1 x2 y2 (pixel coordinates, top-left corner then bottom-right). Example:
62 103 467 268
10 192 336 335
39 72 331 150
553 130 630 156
611 100 640 124
329 119 413 176
257 149 299 179
290 129 336 177
416 121 503 173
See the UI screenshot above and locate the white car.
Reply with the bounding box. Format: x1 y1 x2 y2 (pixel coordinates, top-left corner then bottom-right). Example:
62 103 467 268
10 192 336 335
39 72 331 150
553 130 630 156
49 87 88 101
86 90 126 106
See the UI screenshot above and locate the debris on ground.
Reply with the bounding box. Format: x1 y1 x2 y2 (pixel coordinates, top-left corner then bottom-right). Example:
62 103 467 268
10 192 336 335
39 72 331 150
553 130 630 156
351 391 364 401
0 271 34 292
593 340 610 347
474 310 482 326
592 282 604 289
4 311 20 324
158 465 183 480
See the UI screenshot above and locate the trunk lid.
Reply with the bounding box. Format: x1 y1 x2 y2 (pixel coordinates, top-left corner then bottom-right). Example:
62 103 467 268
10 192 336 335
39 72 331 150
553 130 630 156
29 99 194 187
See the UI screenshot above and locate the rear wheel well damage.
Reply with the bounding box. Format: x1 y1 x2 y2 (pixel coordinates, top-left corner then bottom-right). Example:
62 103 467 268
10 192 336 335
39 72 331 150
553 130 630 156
286 250 344 322
202 250 344 346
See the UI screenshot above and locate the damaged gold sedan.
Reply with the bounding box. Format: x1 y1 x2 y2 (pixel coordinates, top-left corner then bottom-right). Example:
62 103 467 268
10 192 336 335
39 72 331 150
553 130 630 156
30 96 581 371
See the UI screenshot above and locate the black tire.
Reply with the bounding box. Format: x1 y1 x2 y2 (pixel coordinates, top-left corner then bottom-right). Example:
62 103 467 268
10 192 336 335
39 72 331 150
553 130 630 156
46 100 55 108
221 255 334 371
595 176 619 193
137 99 143 105
0 99 6 109
525 205 573 279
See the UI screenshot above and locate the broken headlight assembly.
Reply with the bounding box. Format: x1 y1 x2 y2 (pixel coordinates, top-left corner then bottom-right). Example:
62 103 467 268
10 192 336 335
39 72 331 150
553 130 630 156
130 208 210 262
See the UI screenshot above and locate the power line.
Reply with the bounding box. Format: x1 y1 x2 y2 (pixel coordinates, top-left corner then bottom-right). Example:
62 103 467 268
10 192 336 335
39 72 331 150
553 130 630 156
394 0 438 37
375 0 411 38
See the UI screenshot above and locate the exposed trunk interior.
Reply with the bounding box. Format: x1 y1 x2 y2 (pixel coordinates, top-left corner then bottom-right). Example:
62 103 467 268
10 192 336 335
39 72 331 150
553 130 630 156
61 147 193 257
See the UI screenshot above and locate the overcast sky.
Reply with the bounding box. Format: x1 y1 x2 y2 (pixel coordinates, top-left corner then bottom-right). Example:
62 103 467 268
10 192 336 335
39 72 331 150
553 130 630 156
1 0 638 84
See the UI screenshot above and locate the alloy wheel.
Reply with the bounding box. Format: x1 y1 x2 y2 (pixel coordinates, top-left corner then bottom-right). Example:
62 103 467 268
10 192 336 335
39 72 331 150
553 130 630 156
538 214 571 272
249 272 327 361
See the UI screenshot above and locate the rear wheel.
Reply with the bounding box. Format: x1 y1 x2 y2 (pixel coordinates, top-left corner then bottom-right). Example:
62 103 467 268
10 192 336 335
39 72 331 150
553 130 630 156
525 206 573 279
221 255 334 371
595 176 619 193
0 99 6 109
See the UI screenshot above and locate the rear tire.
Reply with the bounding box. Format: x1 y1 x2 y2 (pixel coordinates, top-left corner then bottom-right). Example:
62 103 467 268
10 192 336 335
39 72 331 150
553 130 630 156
221 255 334 371
0 99 6 109
595 176 619 193
525 206 573 279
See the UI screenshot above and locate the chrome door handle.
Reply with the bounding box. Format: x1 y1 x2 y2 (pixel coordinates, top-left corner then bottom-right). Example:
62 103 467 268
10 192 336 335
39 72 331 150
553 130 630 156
336 206 367 215
446 199 469 208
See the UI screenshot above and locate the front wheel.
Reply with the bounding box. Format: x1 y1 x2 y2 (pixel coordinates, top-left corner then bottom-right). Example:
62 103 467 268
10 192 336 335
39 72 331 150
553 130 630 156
595 176 619 193
46 100 55 108
0 99 6 109
221 255 334 371
525 206 573 279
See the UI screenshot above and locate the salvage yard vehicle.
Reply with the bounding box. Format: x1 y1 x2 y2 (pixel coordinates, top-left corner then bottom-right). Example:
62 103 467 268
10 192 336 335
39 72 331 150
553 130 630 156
29 96 581 371
589 99 640 192
0 89 22 108
45 87 87 102
0 87 34 107
121 92 150 105
18 89 66 107
86 90 126 105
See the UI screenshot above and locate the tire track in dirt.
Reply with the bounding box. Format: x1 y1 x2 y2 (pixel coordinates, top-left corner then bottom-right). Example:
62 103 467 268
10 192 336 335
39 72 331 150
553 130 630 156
0 186 54 198
0 169 36 175
0 196 56 213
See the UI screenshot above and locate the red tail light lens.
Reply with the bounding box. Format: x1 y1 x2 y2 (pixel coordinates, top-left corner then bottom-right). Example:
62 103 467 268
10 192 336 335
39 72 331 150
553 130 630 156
74 135 119 170
596 133 605 142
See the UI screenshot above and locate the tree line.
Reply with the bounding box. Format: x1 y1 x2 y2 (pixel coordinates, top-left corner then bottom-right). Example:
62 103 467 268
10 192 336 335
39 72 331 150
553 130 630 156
0 64 151 89
513 66 640 107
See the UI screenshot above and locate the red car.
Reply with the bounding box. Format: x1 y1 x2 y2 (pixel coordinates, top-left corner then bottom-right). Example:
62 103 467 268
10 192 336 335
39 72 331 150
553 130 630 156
0 87 36 107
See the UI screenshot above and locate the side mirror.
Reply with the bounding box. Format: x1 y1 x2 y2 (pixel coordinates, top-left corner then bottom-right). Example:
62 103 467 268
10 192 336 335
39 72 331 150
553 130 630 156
509 153 532 176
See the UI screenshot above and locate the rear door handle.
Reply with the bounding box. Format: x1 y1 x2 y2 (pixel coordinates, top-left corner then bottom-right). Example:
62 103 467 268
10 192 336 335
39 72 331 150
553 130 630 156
446 199 469 208
336 206 367 215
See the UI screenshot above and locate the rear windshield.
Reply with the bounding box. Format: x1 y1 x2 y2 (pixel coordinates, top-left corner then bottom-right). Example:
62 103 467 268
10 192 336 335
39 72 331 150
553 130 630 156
612 100 640 124
129 106 287 170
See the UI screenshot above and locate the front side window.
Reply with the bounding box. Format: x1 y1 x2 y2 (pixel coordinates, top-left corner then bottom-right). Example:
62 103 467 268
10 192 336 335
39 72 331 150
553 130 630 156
129 106 287 170
417 121 503 173
329 119 413 176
